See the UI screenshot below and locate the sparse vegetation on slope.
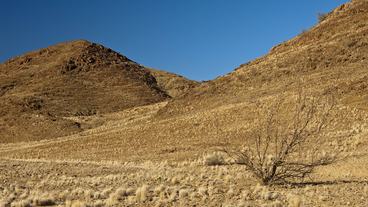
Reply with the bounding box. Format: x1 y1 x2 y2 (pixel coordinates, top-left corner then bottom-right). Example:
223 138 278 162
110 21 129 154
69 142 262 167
0 40 197 143
219 87 342 185
148 68 199 98
0 0 368 206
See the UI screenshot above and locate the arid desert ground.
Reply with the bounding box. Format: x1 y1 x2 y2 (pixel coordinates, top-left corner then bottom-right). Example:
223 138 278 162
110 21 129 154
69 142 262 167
1 0 368 206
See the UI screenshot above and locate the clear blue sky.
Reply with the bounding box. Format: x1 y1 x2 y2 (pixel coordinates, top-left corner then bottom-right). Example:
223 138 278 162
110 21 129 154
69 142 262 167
1 1 347 81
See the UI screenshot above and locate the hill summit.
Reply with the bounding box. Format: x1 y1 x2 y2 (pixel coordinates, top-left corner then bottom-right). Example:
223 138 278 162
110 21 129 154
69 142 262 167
0 39 171 116
0 40 176 142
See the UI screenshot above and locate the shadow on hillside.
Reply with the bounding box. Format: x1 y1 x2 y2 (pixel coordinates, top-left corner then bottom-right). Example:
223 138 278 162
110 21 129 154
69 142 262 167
282 180 368 188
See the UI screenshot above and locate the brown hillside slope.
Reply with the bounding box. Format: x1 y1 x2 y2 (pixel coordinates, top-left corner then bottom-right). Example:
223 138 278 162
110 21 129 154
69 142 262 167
157 0 368 118
148 67 199 98
0 40 173 143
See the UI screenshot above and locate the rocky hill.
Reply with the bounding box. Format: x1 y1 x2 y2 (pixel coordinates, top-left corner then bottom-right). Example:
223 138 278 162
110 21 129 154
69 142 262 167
0 40 196 143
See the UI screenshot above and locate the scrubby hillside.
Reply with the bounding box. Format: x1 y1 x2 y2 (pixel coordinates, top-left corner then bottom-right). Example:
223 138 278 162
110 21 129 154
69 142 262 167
157 0 368 118
0 39 171 116
0 40 174 142
148 68 199 98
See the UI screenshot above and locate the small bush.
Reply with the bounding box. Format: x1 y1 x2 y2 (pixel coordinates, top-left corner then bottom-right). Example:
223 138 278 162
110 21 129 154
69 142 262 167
179 189 189 198
282 40 288 46
299 25 313 36
317 12 328 23
33 195 55 206
341 38 354 48
322 33 330 40
299 28 308 36
203 153 226 166
357 21 365 28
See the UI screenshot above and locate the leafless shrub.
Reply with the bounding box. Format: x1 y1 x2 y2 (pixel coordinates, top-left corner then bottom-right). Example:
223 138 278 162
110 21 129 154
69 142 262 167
317 12 328 23
299 28 308 36
219 86 342 185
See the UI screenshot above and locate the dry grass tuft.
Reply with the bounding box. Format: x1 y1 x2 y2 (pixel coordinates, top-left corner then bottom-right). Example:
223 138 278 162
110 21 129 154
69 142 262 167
198 187 208 197
126 187 135 196
93 200 103 207
171 176 179 184
116 188 127 197
10 199 31 207
227 187 235 196
136 185 149 201
33 194 55 206
363 185 368 194
105 194 118 206
203 153 226 166
225 174 232 183
65 200 72 207
272 200 282 207
179 189 189 198
71 200 87 207
159 191 166 201
128 196 137 205
101 188 112 197
154 185 166 195
253 183 262 195
83 189 93 199
261 187 272 200
289 196 301 207
93 191 102 199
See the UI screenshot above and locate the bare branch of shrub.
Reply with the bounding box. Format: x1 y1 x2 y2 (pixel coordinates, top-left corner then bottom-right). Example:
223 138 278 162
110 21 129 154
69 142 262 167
218 86 342 185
